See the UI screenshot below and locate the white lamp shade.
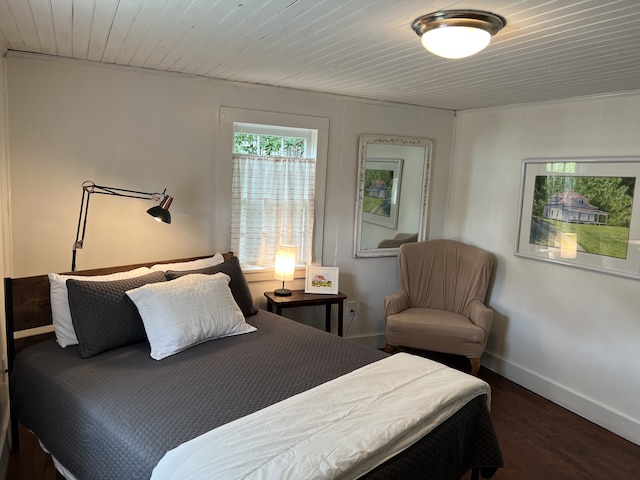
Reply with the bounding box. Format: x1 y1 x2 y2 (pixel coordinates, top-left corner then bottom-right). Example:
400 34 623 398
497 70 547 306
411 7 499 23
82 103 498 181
421 26 492 59
274 245 297 281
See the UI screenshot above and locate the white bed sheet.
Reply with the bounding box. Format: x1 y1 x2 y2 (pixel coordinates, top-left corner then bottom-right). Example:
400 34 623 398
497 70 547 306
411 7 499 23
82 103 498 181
152 353 490 480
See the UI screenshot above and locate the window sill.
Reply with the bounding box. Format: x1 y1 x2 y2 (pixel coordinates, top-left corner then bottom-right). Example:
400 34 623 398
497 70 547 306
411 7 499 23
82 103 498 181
242 265 306 283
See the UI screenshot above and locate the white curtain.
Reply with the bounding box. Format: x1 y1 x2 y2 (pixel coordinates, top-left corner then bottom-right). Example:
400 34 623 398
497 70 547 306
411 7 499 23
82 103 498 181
231 154 316 266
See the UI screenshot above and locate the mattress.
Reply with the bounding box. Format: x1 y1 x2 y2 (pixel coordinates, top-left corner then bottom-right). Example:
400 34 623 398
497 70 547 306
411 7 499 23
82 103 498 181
11 309 502 479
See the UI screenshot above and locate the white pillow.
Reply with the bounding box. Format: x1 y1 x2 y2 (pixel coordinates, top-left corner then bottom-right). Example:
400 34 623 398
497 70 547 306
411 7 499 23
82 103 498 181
48 267 153 347
150 253 225 272
126 273 256 360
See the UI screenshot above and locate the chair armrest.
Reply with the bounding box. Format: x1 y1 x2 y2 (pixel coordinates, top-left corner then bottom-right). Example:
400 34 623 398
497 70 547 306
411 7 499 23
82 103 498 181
468 299 494 335
384 291 409 319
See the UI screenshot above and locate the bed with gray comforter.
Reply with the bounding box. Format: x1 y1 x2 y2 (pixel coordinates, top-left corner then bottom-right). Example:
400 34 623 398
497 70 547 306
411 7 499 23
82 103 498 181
11 310 502 479
7 255 502 480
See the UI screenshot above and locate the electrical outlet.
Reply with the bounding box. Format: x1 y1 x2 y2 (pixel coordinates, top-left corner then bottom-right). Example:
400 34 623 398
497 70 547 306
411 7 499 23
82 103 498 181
346 301 358 314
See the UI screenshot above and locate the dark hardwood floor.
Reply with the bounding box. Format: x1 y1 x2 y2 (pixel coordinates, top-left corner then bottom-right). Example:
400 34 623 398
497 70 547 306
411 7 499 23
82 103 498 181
6 425 61 480
6 364 640 479
480 368 640 480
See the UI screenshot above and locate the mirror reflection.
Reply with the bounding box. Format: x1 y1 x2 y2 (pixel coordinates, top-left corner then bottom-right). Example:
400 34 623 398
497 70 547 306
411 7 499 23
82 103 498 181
354 134 432 258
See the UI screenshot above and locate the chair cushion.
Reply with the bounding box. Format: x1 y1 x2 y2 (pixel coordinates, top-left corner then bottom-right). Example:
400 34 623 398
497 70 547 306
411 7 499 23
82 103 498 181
386 307 485 358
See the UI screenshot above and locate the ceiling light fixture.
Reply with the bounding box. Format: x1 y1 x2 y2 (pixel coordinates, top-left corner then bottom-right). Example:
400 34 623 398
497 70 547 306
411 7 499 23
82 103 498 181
412 9 506 59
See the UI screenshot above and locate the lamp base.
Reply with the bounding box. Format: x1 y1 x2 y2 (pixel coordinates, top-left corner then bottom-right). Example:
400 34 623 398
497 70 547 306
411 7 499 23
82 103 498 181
274 288 292 296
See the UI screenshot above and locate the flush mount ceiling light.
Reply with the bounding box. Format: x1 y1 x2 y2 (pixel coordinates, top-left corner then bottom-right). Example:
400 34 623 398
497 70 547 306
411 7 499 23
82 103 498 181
412 9 506 59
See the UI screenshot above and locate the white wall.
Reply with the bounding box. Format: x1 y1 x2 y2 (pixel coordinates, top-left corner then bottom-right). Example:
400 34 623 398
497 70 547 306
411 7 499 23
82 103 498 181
0 55 11 477
4 52 455 345
450 94 640 444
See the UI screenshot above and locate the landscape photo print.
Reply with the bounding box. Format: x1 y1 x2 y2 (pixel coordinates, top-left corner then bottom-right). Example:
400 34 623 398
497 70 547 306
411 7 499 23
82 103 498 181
361 158 403 229
516 158 640 279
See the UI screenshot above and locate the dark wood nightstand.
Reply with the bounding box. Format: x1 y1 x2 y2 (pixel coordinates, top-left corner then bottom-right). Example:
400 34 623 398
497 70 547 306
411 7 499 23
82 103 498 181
264 290 347 336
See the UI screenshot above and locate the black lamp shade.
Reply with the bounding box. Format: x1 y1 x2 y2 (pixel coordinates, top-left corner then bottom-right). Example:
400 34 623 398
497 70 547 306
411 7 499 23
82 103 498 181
147 195 173 224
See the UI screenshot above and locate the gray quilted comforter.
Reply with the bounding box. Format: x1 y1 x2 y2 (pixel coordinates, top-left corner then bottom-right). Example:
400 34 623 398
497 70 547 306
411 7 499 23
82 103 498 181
11 310 502 479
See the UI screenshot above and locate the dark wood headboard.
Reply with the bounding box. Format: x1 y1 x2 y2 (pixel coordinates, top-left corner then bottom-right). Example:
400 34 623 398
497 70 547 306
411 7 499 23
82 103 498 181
4 253 233 373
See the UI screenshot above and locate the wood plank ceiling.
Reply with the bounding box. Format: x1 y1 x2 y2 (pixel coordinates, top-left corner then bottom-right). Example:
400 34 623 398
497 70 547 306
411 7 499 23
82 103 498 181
0 0 639 110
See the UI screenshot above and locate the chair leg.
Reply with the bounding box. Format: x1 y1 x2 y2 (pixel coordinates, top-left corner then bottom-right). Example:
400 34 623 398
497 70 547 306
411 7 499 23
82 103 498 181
384 343 398 354
469 358 481 376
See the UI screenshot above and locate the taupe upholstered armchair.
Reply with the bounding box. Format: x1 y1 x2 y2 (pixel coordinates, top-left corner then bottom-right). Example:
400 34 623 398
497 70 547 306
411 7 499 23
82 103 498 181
384 239 496 375
377 232 418 248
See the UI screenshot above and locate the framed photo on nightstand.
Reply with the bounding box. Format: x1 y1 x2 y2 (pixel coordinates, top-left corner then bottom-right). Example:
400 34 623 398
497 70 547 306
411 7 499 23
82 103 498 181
305 266 339 294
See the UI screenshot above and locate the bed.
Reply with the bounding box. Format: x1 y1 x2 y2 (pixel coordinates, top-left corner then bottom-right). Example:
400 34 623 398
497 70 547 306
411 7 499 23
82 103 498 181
5 253 503 480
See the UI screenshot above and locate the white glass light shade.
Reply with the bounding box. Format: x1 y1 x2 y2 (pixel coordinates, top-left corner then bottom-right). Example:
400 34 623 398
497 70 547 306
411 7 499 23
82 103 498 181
412 10 506 60
421 26 491 59
274 245 297 281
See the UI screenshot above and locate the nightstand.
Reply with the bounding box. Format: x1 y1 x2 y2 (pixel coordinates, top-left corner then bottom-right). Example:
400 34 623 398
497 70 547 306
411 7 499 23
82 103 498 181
264 290 347 336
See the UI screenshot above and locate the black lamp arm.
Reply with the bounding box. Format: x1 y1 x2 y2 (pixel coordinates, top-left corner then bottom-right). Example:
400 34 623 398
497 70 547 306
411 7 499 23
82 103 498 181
83 181 166 202
73 186 90 250
71 181 171 271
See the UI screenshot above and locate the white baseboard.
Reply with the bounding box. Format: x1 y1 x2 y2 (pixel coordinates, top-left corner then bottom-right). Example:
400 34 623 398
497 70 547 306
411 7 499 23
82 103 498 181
482 351 640 446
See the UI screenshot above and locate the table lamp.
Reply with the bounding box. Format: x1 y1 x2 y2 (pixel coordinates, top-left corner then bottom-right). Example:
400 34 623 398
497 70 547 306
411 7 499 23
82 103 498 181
274 244 297 296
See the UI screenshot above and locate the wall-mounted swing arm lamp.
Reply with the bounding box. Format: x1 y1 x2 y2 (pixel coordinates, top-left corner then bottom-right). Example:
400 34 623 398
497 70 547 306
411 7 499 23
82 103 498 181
412 9 506 59
71 181 173 271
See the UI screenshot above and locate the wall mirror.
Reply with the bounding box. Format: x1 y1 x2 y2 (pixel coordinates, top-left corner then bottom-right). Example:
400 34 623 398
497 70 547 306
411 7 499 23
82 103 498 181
354 134 432 258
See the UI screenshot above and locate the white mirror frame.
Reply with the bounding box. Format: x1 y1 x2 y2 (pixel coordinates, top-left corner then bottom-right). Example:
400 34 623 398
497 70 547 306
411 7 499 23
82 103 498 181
353 134 433 258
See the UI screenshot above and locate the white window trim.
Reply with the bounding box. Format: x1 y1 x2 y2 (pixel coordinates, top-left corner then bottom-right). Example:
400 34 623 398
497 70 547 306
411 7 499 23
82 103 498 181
218 107 329 270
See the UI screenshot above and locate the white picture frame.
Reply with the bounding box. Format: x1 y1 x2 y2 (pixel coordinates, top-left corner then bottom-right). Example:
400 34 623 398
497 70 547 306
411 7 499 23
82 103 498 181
361 158 404 229
305 266 339 294
515 157 640 279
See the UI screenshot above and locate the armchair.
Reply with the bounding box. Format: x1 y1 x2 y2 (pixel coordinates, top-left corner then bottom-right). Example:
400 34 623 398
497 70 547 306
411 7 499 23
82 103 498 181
377 232 418 248
384 239 496 375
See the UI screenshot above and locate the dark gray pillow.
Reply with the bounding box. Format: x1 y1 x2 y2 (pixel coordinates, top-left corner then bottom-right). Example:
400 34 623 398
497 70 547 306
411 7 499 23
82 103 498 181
66 271 167 358
166 256 258 317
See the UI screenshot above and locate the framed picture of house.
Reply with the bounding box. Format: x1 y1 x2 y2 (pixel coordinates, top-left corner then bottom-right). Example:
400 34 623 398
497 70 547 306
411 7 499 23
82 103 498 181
361 158 403 229
515 157 640 279
305 266 339 294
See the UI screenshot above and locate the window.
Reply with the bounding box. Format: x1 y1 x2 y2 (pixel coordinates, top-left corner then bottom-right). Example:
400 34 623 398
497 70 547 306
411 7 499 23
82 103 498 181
234 133 306 157
231 123 317 267
219 108 328 271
